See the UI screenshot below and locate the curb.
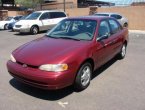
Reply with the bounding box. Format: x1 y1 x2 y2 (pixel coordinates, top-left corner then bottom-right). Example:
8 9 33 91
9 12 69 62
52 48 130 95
129 30 145 34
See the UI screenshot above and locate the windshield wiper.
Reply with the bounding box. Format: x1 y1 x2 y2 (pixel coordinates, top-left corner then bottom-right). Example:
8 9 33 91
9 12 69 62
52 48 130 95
59 37 80 41
46 35 59 39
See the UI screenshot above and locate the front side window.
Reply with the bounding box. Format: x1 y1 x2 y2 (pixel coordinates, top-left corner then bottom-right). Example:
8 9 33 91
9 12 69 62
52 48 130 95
98 20 110 39
46 19 97 41
109 19 120 34
26 12 41 20
39 12 49 20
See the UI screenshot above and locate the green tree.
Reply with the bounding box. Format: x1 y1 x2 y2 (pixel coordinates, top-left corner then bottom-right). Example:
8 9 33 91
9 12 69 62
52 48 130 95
15 0 44 8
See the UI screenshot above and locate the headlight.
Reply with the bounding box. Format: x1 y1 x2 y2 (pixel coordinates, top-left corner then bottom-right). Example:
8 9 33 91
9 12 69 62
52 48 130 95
39 64 68 72
10 54 16 62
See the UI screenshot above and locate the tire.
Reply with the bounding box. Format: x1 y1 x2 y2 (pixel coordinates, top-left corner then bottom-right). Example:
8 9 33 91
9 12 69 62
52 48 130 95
4 24 8 30
123 23 128 28
74 63 92 91
30 26 39 35
118 43 127 59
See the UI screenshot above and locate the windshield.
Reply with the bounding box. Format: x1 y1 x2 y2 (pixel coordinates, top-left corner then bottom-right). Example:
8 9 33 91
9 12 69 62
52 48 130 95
26 12 41 20
46 19 97 41
95 14 109 16
5 17 13 21
20 15 28 20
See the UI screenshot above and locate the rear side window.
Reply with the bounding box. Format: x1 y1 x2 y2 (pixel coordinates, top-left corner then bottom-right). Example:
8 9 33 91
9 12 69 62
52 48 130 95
109 19 120 34
111 14 122 20
49 12 66 19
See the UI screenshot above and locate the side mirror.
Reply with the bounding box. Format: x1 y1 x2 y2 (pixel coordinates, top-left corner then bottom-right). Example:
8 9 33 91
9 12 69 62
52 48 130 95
97 33 109 41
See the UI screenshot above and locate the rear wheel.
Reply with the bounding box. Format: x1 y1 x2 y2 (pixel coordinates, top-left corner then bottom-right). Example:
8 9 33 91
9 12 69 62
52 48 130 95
123 23 128 28
4 24 8 30
30 26 39 35
118 43 127 59
74 63 92 91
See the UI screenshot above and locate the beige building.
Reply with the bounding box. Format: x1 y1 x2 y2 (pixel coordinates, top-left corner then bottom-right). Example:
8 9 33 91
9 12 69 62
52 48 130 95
42 0 78 10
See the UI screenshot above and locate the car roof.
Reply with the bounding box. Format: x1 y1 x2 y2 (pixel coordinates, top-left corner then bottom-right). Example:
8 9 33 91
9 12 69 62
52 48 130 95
67 16 110 21
95 12 121 16
35 10 65 13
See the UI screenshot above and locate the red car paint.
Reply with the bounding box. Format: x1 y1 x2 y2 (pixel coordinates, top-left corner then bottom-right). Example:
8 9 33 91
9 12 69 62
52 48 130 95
7 16 129 90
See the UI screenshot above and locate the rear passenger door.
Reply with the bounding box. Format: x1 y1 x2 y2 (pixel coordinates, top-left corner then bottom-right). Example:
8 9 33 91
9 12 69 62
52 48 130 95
108 19 123 56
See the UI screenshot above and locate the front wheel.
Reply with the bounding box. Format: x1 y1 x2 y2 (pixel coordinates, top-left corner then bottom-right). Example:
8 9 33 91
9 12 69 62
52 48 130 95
74 63 92 91
118 44 127 59
30 26 39 35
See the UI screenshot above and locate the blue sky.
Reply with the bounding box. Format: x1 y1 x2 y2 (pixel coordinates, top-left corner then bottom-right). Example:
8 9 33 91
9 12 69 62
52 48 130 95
99 0 145 5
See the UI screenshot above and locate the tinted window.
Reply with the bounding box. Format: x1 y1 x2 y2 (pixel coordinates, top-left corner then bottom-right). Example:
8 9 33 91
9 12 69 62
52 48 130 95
95 14 109 17
98 20 110 39
40 12 49 20
109 19 120 34
111 14 122 20
5 17 13 21
14 16 22 20
50 12 66 19
47 19 97 41
26 12 41 20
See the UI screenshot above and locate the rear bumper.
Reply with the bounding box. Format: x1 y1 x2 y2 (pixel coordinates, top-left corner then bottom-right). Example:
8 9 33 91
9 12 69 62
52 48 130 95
7 61 75 90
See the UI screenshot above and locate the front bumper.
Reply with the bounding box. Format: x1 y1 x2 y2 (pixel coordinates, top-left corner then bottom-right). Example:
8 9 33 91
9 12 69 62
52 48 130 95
0 25 4 29
13 27 30 33
7 61 75 90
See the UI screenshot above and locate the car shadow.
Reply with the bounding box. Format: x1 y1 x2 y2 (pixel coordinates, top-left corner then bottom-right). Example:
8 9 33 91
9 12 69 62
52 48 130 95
9 57 118 100
14 31 47 36
92 57 118 79
9 79 74 101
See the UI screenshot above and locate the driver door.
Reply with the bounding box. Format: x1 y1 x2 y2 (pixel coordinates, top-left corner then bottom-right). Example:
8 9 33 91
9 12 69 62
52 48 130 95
94 20 113 68
39 12 50 31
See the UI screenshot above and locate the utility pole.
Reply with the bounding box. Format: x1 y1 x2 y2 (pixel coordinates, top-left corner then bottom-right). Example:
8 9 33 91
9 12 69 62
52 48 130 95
64 0 66 12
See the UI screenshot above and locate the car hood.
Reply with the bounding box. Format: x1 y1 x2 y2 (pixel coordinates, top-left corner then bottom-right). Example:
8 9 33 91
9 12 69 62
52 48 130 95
15 20 37 25
13 36 91 66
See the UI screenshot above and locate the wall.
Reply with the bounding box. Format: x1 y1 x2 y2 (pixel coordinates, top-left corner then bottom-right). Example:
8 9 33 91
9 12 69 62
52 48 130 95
66 6 145 30
6 6 145 30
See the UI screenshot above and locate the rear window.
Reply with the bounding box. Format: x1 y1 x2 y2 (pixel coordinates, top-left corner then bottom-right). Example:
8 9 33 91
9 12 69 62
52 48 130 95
49 12 66 19
95 14 109 17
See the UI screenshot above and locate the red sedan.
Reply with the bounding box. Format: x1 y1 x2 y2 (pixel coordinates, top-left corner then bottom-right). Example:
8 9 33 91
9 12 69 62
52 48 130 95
7 16 129 91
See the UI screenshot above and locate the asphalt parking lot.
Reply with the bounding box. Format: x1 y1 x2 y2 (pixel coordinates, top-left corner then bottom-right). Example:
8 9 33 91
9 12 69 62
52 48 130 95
0 30 145 110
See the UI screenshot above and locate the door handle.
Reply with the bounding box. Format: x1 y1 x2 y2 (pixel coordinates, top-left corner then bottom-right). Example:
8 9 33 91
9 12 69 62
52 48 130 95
104 40 116 47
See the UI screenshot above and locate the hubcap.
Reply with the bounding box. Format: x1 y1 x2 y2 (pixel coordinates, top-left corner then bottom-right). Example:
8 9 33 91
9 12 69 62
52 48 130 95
121 45 126 57
33 27 38 34
81 66 91 86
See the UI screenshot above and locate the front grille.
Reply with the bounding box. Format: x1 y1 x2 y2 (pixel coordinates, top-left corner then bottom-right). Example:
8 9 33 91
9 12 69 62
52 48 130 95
16 61 38 69
15 25 22 28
